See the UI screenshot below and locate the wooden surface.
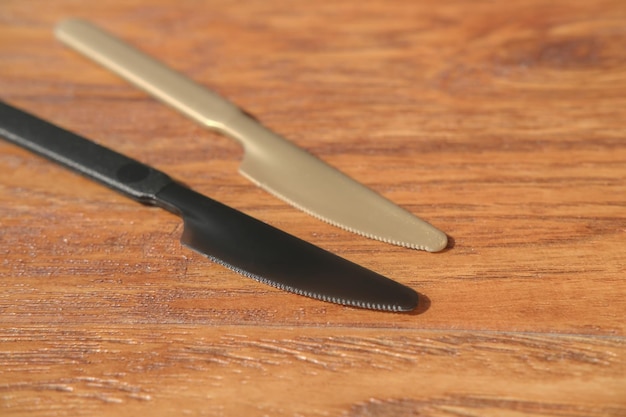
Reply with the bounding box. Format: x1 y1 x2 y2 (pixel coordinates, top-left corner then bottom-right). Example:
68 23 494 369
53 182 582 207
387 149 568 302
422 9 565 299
1 0 625 415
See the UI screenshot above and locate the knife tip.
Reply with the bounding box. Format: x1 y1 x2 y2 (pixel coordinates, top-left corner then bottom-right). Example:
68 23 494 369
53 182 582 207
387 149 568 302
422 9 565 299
396 288 420 312
423 232 449 253
350 284 419 313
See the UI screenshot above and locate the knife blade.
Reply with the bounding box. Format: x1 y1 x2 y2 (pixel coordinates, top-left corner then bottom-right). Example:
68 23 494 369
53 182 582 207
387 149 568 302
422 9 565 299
0 101 419 312
54 18 448 253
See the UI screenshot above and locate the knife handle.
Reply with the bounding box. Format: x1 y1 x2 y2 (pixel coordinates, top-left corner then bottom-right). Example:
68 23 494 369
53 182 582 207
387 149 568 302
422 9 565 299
0 101 172 203
55 19 252 141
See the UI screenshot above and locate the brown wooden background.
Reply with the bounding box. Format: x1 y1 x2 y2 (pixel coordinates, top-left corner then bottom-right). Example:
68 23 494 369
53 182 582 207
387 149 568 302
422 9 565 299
1 1 625 416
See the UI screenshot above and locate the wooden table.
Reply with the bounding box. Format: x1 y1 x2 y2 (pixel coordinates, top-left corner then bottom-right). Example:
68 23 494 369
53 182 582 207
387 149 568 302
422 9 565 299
1 1 624 415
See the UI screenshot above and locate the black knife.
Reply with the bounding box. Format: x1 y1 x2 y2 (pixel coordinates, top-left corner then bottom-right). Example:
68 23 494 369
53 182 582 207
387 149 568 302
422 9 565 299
0 101 419 312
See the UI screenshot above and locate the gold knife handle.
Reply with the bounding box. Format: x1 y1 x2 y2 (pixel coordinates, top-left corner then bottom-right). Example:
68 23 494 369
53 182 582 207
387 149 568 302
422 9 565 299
55 19 254 144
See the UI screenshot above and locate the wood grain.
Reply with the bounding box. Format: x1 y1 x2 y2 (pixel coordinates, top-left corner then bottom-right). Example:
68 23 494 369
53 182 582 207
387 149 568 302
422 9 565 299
1 0 625 415
1 326 624 416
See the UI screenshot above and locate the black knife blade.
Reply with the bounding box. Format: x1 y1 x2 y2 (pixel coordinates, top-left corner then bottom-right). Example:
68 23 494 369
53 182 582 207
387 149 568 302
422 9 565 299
0 101 419 312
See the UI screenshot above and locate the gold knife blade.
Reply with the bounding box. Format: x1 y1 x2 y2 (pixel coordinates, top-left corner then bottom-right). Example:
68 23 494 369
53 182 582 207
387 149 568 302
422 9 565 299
54 19 448 252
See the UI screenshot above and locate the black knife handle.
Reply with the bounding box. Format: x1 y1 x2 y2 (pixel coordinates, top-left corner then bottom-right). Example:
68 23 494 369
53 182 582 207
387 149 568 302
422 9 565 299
0 101 172 203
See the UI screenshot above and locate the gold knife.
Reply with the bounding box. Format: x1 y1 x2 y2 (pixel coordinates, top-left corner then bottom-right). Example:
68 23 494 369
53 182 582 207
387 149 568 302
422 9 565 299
55 19 447 252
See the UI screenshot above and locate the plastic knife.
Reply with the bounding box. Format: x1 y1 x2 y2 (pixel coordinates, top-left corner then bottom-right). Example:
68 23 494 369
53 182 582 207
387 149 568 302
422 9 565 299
0 101 419 312
54 19 448 252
